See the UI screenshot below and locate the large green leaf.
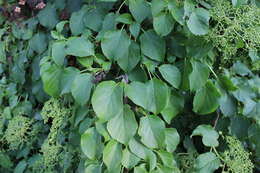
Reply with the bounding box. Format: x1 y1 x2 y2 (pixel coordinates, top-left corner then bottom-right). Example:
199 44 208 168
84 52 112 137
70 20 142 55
66 37 95 57
189 60 210 91
101 30 131 61
157 150 177 168
71 73 93 106
194 152 221 173
138 115 166 149
91 81 123 121
52 41 66 66
107 105 138 144
85 164 102 173
125 78 168 114
191 125 219 147
168 1 185 25
165 128 180 152
153 12 174 36
103 140 122 172
81 127 102 160
187 8 210 35
161 91 184 123
159 64 181 89
60 67 80 94
40 63 63 97
117 41 141 72
29 33 47 54
129 0 150 23
0 42 6 63
37 4 59 29
193 81 221 115
70 8 87 35
140 30 166 62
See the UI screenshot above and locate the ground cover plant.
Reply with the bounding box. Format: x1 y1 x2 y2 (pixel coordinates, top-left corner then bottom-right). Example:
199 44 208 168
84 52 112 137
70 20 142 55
0 0 259 172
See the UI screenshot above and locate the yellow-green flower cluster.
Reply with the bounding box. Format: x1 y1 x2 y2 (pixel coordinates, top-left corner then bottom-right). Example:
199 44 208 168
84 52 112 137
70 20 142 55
222 136 254 173
207 0 260 65
4 115 34 150
40 98 71 171
179 153 197 173
41 98 70 143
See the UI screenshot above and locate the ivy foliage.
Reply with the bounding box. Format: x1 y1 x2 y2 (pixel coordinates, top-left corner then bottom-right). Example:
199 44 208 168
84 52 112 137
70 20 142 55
0 0 259 173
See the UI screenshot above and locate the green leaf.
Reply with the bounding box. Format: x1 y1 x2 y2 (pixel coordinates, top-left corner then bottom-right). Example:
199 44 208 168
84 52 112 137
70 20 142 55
159 64 181 89
40 63 63 97
153 12 174 36
0 42 6 63
81 127 102 160
232 0 248 7
134 165 148 173
165 128 180 152
52 41 66 66
130 22 141 38
70 8 87 35
193 81 221 115
85 164 102 173
125 78 168 114
129 0 150 23
187 8 210 35
29 33 47 54
138 115 165 149
103 140 122 172
66 37 94 57
37 4 59 29
157 151 177 168
117 41 141 72
116 13 134 24
60 67 80 94
194 152 221 173
191 125 219 147
0 152 13 169
71 73 93 106
107 105 138 144
129 138 149 159
189 60 210 91
101 30 131 61
14 160 27 173
140 30 166 62
91 81 123 121
168 1 185 25
161 91 184 123
84 7 106 32
121 148 140 169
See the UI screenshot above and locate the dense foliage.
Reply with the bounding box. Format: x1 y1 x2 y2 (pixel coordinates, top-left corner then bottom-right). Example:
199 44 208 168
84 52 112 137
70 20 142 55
0 0 259 172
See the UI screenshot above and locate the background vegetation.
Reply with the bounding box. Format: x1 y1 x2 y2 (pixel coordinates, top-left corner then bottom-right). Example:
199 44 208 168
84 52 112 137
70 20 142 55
0 0 259 173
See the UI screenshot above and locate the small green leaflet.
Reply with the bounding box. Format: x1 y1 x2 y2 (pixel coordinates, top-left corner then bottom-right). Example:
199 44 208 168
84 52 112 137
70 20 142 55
193 81 221 115
70 7 87 35
107 105 138 144
91 81 123 122
153 12 175 36
194 152 221 173
191 125 219 147
138 115 166 149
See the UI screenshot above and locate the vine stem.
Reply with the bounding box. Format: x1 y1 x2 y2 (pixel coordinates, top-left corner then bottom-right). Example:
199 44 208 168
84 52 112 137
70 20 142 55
212 147 225 162
213 109 220 129
116 0 126 14
207 63 218 79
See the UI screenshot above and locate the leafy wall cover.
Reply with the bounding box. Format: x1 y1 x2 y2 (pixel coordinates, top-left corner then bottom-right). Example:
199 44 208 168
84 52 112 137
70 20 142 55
0 0 260 173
